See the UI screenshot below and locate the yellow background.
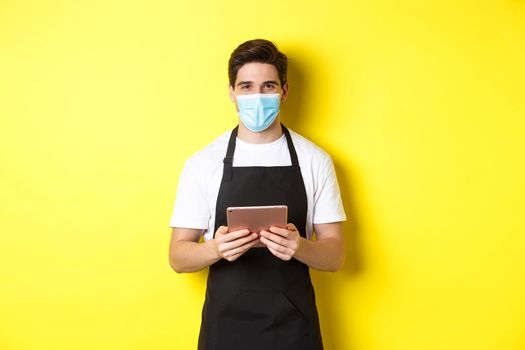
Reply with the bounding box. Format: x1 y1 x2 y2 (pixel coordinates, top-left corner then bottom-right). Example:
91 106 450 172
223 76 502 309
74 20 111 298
1 1 524 349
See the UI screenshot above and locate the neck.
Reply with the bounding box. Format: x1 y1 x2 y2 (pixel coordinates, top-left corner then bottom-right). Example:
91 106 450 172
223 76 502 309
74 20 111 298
237 118 283 144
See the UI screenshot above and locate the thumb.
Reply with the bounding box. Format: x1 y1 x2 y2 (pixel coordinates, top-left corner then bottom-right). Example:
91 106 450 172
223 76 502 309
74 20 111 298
287 223 297 231
216 225 229 236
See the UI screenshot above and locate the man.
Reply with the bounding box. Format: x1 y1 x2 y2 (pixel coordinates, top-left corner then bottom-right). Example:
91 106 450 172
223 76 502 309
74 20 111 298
168 39 346 350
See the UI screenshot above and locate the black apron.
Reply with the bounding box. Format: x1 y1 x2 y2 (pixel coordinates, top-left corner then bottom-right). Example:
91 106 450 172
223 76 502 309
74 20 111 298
197 124 323 350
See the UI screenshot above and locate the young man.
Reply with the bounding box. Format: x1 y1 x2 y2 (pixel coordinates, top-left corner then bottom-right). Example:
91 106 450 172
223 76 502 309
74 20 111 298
168 39 346 350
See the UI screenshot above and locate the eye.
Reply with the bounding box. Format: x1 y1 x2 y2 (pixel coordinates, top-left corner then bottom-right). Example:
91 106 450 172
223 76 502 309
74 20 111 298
263 83 276 90
240 84 251 90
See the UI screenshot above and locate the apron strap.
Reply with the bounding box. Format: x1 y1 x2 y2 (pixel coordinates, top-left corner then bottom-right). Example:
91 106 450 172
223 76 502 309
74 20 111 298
281 125 300 168
222 126 238 182
221 124 300 182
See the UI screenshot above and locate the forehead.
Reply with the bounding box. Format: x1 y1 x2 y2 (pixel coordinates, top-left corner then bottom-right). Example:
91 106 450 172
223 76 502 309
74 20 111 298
235 62 279 83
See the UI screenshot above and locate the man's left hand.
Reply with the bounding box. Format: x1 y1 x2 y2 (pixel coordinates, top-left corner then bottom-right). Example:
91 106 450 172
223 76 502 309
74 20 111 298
259 223 302 261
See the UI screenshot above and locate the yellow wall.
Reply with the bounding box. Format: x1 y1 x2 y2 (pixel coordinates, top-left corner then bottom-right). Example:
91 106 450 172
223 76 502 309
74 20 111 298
1 1 524 349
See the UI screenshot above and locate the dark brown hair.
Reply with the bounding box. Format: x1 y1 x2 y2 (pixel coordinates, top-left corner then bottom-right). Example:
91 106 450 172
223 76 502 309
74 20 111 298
228 39 288 88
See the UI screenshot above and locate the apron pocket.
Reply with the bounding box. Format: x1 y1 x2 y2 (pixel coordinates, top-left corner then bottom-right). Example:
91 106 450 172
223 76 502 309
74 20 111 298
210 289 318 350
271 292 314 349
278 291 311 322
212 290 274 350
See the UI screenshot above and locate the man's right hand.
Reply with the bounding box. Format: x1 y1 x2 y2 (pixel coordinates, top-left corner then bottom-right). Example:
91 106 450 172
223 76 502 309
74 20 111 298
211 226 260 262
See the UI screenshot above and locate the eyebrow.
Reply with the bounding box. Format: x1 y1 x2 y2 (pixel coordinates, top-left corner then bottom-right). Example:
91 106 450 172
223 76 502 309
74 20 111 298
236 80 279 87
236 80 252 87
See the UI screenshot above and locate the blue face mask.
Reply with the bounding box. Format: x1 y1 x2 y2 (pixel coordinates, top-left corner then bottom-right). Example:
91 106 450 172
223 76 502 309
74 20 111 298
235 93 281 132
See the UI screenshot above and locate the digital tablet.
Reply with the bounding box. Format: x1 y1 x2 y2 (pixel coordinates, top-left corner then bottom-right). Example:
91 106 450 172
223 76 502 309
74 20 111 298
226 205 288 233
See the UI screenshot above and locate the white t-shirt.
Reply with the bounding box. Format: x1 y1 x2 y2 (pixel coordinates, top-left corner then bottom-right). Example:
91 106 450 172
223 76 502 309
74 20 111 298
169 128 346 241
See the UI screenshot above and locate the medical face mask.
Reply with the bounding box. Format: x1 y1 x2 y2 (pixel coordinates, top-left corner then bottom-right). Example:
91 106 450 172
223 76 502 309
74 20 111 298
235 93 281 132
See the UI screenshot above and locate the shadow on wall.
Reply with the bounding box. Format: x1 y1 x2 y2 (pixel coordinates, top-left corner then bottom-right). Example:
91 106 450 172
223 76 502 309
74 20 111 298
280 55 309 132
284 49 365 350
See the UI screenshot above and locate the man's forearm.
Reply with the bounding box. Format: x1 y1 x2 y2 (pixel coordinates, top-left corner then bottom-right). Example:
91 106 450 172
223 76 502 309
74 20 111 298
169 240 221 273
293 237 345 272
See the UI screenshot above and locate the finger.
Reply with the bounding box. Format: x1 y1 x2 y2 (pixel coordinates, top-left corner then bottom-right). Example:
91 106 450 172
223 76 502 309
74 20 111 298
217 226 229 234
269 226 291 237
260 230 288 246
286 223 297 231
214 226 230 238
224 239 260 260
226 249 248 261
221 232 258 251
218 229 251 242
225 252 242 261
267 245 292 261
224 238 260 261
260 236 294 256
220 232 258 252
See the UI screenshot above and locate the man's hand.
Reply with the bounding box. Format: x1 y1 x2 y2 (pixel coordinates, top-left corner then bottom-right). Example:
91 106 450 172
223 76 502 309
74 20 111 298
259 223 302 261
211 226 260 262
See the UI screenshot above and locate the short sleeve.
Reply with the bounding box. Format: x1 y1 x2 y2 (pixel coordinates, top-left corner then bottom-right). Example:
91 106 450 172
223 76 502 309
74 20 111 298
169 158 210 229
312 154 347 224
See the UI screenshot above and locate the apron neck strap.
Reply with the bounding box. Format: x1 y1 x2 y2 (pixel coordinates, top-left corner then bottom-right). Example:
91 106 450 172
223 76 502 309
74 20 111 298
282 125 300 168
222 124 300 182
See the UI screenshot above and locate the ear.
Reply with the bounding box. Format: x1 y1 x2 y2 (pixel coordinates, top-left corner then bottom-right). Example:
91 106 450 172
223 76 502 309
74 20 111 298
229 84 236 102
280 81 289 102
